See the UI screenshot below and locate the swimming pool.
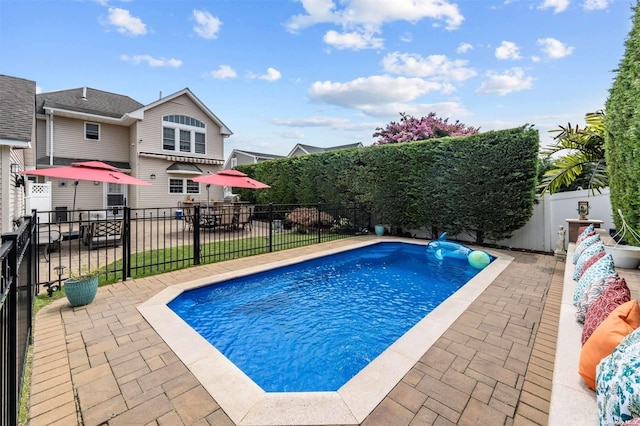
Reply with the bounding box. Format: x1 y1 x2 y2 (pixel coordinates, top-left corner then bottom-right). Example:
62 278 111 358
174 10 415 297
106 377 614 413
168 242 485 392
139 238 511 425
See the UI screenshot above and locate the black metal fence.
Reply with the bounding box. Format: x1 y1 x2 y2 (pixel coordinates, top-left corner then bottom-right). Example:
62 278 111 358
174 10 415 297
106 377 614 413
1 216 36 426
38 202 371 290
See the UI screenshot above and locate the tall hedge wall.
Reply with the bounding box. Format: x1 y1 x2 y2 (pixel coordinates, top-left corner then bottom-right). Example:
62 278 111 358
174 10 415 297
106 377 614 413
237 126 539 243
605 3 640 242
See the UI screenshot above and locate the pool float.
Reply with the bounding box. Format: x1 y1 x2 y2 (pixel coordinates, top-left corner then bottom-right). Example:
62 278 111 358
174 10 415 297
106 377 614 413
426 233 491 269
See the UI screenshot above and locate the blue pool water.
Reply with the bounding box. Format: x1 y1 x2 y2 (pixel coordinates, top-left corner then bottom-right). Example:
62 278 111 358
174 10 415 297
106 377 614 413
168 242 490 392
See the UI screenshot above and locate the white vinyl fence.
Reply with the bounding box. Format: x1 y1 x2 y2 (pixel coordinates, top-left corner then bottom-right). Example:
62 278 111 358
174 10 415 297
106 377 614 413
25 182 52 224
409 188 615 253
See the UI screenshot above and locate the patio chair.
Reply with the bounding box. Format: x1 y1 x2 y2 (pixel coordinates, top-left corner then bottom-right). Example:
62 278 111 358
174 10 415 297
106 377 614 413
215 206 235 231
183 211 194 232
236 205 253 231
84 218 123 250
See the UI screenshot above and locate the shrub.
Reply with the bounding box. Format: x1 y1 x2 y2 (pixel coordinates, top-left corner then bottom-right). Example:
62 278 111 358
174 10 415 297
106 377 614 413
286 207 334 233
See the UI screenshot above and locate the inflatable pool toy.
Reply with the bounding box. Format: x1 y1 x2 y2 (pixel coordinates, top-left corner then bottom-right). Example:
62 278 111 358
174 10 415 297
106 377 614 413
426 233 491 269
468 250 491 269
426 233 473 261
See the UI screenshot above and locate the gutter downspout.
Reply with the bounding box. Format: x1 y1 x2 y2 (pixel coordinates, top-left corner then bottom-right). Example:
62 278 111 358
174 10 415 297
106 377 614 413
48 110 54 165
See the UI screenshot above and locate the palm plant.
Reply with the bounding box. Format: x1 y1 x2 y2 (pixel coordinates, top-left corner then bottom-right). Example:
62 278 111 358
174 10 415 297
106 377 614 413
538 110 607 195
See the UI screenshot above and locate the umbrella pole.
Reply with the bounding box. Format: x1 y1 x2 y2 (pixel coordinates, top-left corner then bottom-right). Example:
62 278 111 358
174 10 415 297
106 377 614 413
69 181 78 235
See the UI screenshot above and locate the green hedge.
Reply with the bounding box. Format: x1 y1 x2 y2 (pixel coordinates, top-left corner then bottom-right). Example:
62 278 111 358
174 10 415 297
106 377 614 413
605 4 640 242
237 126 539 243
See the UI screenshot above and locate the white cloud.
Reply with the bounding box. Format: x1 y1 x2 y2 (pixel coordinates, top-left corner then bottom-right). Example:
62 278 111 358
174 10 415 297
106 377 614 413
476 67 534 96
381 52 476 81
35 86 42 94
531 55 541 62
400 32 413 43
271 116 352 129
308 75 452 110
323 30 384 50
258 67 282 82
210 65 237 79
538 37 574 58
120 54 182 67
105 8 146 36
457 42 473 53
538 0 570 13
275 130 306 139
495 41 522 60
193 10 222 39
359 101 471 119
583 0 609 10
286 0 464 32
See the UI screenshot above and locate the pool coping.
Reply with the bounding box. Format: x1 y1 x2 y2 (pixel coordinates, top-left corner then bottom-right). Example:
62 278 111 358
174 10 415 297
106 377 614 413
137 238 513 425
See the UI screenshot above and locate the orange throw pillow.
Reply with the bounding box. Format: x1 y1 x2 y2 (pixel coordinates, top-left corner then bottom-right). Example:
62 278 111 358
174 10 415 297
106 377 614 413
579 299 640 390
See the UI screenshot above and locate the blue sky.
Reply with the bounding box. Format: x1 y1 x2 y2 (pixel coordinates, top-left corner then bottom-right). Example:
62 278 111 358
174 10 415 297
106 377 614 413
0 0 633 157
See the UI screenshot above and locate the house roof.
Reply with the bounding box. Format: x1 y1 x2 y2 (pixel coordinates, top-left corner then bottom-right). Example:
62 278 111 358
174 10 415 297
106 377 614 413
287 142 363 157
232 149 285 159
36 87 144 119
35 156 131 170
135 88 233 136
223 149 284 169
0 74 36 147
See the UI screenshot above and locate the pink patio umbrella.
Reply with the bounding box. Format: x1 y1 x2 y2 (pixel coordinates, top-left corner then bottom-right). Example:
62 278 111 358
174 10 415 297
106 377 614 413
192 169 270 189
22 161 152 228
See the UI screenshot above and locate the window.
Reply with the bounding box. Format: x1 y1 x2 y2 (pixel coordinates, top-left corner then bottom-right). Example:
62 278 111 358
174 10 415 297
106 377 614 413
85 122 100 140
169 178 200 194
230 157 238 168
106 183 125 211
162 115 206 154
163 128 175 150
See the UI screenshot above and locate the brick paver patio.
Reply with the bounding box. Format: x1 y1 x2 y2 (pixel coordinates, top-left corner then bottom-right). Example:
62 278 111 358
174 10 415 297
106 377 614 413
28 237 563 425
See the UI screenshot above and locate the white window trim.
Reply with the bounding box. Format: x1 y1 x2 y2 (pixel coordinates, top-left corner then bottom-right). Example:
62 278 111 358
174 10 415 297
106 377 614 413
168 177 201 195
85 122 100 141
162 115 206 155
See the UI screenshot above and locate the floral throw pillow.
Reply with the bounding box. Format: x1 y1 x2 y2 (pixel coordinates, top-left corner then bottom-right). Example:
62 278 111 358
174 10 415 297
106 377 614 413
573 234 601 264
597 327 640 425
573 244 605 281
582 282 632 345
577 224 595 243
573 253 615 306
576 275 626 324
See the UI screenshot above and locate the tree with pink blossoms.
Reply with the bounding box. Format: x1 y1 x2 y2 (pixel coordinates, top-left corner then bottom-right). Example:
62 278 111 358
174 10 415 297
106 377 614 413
373 112 480 144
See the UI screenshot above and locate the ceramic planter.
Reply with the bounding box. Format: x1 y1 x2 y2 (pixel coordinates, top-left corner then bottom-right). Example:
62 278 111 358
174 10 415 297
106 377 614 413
64 275 99 307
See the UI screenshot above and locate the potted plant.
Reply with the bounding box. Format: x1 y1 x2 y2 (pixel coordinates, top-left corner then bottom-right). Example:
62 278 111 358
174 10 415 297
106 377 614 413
64 269 100 307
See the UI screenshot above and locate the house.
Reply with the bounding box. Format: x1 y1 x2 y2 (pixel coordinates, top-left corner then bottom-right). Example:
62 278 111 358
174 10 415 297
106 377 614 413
32 86 232 213
287 142 363 158
0 75 36 232
224 149 285 170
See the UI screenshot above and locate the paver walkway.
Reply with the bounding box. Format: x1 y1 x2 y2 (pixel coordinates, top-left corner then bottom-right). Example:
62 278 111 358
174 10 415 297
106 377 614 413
28 237 562 425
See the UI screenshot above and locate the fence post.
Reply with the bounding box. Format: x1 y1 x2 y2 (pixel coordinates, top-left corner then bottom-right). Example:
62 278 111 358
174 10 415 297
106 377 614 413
268 203 273 252
122 207 131 281
193 205 201 264
5 235 18 426
317 202 322 243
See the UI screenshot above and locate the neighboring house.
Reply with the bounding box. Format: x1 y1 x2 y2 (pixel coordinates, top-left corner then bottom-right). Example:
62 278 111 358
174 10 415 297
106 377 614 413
0 75 35 232
287 142 363 158
223 149 285 170
32 86 232 213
